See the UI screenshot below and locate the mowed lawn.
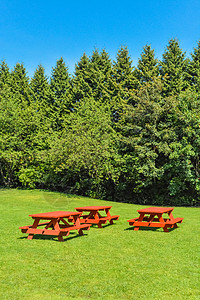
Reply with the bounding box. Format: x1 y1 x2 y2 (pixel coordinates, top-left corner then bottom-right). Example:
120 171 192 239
0 189 199 300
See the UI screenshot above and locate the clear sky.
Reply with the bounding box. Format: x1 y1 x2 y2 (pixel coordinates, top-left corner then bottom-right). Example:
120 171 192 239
0 0 200 77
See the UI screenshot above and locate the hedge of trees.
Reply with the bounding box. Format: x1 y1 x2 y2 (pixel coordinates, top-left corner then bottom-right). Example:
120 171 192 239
0 39 200 206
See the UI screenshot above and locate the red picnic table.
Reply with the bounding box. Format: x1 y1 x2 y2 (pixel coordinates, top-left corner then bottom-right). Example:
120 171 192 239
74 206 120 228
19 211 91 241
127 207 183 232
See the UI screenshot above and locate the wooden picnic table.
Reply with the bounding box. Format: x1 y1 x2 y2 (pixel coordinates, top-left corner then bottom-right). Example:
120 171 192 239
75 206 120 228
19 211 91 241
127 207 183 232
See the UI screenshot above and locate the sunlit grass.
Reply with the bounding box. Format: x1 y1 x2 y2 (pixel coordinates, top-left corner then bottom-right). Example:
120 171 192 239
0 188 199 299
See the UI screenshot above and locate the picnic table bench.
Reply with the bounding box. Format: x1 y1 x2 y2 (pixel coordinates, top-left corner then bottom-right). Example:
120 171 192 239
127 207 183 232
74 206 120 228
19 211 91 241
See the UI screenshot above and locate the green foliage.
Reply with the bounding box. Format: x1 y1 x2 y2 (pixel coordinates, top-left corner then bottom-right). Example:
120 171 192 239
189 40 200 92
48 98 122 199
72 53 92 102
135 44 159 85
0 60 11 92
0 41 199 206
160 39 189 96
73 49 113 105
118 79 200 205
10 62 31 104
50 57 73 129
30 64 51 107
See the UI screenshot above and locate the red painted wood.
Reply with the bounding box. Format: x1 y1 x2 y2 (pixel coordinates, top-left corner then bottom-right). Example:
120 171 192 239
128 207 183 232
127 218 139 222
19 222 50 229
165 217 184 224
75 206 119 227
29 211 82 219
75 206 112 211
19 211 90 241
137 207 174 214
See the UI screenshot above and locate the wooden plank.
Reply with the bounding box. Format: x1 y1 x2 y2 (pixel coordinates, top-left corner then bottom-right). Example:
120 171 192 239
137 207 174 214
127 218 139 223
59 224 91 232
27 228 60 235
166 217 184 225
80 219 107 224
19 222 49 229
132 221 166 228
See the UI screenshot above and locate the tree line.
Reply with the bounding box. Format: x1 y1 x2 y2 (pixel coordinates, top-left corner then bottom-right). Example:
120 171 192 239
0 38 200 206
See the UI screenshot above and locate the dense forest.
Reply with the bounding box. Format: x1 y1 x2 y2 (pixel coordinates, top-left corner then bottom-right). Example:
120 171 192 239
0 39 200 206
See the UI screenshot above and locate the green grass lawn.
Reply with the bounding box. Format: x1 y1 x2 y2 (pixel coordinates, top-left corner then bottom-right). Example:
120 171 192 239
0 189 199 300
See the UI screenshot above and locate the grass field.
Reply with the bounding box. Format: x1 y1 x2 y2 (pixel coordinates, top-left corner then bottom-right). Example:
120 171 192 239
0 189 199 300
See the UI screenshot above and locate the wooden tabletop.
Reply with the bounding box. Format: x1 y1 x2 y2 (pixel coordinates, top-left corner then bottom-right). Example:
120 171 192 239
75 206 112 211
137 207 174 214
29 211 82 219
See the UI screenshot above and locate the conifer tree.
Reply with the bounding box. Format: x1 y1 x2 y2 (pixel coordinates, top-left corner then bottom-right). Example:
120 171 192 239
50 57 72 129
190 40 200 92
72 49 113 104
30 64 51 110
10 63 31 104
135 45 159 85
112 46 138 106
160 39 188 96
0 60 10 87
111 46 138 122
50 57 72 108
72 53 92 102
112 46 136 91
89 48 113 103
0 60 11 101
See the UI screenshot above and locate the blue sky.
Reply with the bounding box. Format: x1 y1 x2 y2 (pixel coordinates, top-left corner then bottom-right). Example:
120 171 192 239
0 0 200 77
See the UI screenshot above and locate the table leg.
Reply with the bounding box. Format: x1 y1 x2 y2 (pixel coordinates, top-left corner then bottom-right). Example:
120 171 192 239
27 234 34 240
163 225 169 232
105 208 111 217
134 213 145 231
167 210 177 228
168 210 175 220
105 208 114 225
158 214 169 232
58 236 64 242
27 218 40 240
78 229 84 235
73 215 84 235
93 211 102 228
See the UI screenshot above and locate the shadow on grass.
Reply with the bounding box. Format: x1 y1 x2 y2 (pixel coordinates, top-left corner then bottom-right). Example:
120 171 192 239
124 226 177 233
90 223 117 229
18 232 89 242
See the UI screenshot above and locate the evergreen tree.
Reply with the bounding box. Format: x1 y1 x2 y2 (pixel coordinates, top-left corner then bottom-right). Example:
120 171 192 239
72 53 92 103
10 63 31 104
112 46 136 91
135 45 159 85
50 57 72 107
160 39 188 96
50 57 72 128
190 40 200 92
89 48 113 103
72 49 113 105
0 60 11 101
111 46 137 123
0 60 10 87
30 64 51 110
